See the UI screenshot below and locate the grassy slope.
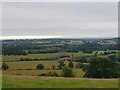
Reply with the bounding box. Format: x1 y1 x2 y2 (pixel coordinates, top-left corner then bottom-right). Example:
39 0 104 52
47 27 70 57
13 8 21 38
2 75 118 88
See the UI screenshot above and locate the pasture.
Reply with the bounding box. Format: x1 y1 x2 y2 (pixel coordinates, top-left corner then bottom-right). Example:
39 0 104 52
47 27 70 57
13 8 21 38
3 61 84 77
3 69 84 77
2 75 118 88
4 61 79 69
2 52 94 61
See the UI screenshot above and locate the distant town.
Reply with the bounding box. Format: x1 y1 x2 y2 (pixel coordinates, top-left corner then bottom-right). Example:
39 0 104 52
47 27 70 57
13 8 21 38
2 37 119 56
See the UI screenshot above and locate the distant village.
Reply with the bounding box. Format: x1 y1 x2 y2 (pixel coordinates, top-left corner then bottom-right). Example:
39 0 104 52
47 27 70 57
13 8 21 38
32 38 118 45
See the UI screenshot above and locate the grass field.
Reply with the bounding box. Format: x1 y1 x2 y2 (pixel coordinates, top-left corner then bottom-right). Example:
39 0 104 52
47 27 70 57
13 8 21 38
5 61 79 69
3 60 84 77
3 69 84 77
2 52 94 61
2 75 118 88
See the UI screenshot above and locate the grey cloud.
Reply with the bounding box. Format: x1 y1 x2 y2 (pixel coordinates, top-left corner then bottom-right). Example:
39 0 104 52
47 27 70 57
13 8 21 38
2 2 118 38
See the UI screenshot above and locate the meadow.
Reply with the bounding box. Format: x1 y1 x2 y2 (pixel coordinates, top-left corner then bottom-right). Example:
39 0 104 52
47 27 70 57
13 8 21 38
3 61 84 77
5 61 79 69
2 75 118 88
3 69 84 77
2 52 94 61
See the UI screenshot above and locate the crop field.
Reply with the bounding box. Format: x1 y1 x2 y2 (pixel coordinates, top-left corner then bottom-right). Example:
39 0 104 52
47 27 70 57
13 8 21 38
2 75 118 88
2 52 94 61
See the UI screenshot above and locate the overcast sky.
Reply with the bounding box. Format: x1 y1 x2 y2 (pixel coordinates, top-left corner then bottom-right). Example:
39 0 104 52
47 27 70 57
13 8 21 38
2 2 118 39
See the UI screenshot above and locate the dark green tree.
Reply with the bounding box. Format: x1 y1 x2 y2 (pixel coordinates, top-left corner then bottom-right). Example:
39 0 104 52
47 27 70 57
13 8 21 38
2 62 9 70
84 57 119 78
36 64 44 70
58 60 65 69
109 55 117 61
62 66 73 77
68 61 74 68
75 62 84 69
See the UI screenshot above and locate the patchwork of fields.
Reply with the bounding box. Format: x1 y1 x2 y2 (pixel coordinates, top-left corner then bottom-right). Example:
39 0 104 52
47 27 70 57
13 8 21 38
2 52 119 88
3 61 84 77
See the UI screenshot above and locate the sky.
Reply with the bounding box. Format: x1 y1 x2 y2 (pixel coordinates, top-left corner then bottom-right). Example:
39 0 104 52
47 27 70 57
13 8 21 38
1 2 118 39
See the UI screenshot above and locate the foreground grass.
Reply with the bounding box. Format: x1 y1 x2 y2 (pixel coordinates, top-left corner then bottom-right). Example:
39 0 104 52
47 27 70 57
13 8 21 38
2 75 118 88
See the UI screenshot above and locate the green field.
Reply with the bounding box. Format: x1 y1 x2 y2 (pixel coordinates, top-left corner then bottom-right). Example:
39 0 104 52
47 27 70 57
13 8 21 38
5 61 79 69
2 52 119 88
3 61 84 77
2 75 118 88
3 69 84 77
2 52 94 61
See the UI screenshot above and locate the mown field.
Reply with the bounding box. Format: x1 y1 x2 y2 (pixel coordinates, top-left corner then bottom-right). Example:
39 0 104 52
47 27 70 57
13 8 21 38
2 75 118 88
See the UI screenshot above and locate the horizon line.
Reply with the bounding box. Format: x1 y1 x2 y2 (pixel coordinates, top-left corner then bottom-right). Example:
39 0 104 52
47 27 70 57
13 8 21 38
0 36 118 40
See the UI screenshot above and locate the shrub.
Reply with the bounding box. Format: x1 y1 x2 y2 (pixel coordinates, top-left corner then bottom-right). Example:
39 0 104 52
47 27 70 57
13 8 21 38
108 55 117 61
2 62 9 70
68 61 74 68
75 62 84 69
58 60 65 69
62 66 73 77
36 64 44 70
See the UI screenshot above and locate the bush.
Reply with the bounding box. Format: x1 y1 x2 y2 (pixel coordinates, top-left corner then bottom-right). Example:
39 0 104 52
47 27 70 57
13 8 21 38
58 60 65 69
75 57 88 63
68 61 74 68
62 66 73 77
108 55 117 61
2 62 9 70
36 64 44 70
75 62 84 69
